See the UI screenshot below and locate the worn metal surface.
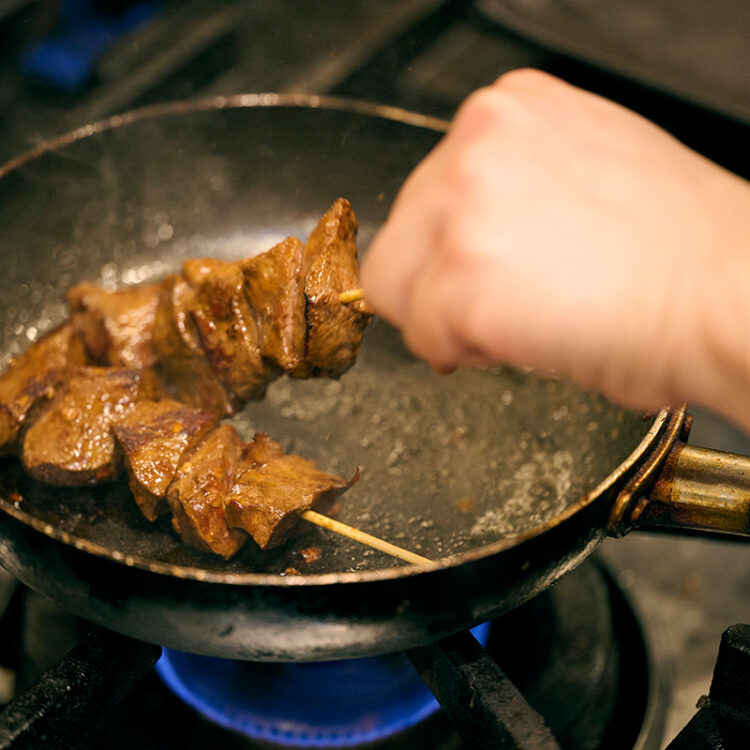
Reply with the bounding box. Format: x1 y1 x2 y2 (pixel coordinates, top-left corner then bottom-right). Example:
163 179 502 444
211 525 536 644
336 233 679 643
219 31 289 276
608 408 688 536
408 630 561 750
0 97 648 586
0 627 160 750
0 98 747 660
645 445 750 536
0 97 653 659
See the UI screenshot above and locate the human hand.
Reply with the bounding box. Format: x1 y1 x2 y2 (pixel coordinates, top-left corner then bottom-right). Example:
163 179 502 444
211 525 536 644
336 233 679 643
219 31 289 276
361 69 750 428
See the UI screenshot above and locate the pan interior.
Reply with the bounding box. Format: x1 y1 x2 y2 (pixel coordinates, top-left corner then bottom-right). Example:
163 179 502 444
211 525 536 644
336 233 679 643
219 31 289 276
0 100 650 578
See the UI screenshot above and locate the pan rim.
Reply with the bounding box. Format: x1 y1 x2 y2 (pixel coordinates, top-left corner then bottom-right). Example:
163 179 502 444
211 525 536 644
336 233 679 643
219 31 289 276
0 94 667 585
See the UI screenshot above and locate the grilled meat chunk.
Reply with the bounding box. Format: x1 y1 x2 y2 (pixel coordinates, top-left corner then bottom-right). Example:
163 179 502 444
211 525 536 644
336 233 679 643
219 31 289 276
167 424 247 559
238 430 284 464
68 282 160 368
181 257 225 285
2 201 370 558
151 275 238 417
22 367 156 486
298 198 371 378
241 236 307 372
0 324 87 454
225 432 356 549
183 258 275 401
113 400 218 521
151 275 202 356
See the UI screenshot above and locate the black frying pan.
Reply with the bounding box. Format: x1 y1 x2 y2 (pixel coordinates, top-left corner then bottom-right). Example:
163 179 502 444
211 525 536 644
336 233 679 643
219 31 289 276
0 96 746 661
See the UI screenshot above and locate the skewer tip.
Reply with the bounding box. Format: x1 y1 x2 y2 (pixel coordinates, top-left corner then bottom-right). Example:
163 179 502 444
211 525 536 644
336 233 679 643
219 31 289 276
339 289 365 303
300 509 432 566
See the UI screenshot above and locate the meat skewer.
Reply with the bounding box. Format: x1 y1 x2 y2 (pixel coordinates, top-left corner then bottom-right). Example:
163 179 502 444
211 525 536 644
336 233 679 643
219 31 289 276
0 200 432 564
147 197 371 414
5 360 428 563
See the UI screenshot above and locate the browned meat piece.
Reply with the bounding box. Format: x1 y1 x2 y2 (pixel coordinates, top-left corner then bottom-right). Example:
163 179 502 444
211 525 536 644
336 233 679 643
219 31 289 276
150 275 238 416
225 432 356 549
181 257 225 285
241 430 285 463
183 259 275 401
22 367 157 486
113 400 218 521
151 275 202 356
241 236 306 372
167 424 247 559
68 282 160 368
297 198 371 378
0 324 87 454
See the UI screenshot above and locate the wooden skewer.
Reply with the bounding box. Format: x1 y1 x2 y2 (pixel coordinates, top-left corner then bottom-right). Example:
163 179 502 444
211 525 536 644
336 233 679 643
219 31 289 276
300 510 433 565
338 289 365 303
338 288 375 316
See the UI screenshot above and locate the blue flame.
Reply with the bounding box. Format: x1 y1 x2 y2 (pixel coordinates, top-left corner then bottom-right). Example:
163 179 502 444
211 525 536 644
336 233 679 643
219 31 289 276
156 623 490 747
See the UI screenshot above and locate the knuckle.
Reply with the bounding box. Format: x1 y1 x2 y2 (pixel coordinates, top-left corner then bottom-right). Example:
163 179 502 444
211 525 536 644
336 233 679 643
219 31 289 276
494 67 557 92
453 86 511 137
452 81 542 149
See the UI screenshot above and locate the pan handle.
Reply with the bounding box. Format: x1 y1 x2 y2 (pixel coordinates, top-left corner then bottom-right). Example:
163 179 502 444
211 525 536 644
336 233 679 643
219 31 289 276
635 443 750 537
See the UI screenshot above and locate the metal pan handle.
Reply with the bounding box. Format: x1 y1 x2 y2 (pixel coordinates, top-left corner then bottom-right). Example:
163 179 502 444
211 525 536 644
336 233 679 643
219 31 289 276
637 443 750 537
607 407 750 539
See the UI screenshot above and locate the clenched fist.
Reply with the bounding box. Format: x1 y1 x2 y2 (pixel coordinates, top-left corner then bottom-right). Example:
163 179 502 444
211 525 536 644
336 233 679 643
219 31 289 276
361 69 750 431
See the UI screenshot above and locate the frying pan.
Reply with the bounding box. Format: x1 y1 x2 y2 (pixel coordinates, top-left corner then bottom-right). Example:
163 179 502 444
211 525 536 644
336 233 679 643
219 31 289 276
0 95 747 662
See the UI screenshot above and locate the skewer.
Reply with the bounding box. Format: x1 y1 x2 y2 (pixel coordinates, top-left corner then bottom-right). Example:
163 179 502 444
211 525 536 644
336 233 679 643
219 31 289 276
300 510 433 565
338 289 365 303
338 288 375 316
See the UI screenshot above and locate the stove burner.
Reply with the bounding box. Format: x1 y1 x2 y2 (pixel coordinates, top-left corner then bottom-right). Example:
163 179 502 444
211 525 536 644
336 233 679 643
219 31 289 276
156 623 491 747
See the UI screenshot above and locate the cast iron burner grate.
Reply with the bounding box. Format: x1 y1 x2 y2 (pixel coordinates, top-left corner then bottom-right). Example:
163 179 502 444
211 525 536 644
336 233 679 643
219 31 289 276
155 624 491 747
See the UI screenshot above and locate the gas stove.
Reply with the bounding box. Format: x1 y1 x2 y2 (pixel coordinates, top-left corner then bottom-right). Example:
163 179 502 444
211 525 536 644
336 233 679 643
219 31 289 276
1 2 750 748
0 550 747 748
0 558 660 749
